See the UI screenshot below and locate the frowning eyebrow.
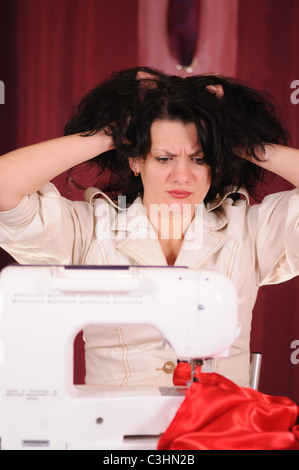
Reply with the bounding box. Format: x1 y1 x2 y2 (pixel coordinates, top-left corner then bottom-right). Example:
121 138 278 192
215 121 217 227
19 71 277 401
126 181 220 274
151 148 204 156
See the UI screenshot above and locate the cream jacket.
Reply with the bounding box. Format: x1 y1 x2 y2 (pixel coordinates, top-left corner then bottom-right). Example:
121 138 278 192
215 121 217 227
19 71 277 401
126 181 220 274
0 182 299 388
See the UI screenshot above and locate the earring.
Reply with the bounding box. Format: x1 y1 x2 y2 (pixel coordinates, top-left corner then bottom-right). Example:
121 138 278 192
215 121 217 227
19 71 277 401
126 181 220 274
134 171 139 177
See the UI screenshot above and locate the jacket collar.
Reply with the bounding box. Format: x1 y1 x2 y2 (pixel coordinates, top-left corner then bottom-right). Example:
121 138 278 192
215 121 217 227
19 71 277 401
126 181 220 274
205 185 250 211
87 186 249 268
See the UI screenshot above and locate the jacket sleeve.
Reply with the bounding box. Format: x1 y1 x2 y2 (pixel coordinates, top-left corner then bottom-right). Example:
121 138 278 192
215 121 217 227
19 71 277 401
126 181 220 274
0 182 95 265
247 188 299 286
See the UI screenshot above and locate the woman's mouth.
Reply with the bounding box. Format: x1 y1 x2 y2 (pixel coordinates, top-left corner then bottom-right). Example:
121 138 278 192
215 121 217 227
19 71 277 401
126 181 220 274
168 190 192 199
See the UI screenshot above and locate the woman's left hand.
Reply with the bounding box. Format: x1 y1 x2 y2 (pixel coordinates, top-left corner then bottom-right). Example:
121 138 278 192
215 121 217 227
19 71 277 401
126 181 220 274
246 144 299 189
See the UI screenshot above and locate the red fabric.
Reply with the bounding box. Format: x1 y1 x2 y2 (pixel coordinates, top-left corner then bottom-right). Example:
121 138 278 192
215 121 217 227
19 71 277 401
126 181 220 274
158 372 299 450
173 361 192 386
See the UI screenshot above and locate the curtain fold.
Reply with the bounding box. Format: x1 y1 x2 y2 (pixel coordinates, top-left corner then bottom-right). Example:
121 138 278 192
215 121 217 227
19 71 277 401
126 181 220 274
138 0 239 76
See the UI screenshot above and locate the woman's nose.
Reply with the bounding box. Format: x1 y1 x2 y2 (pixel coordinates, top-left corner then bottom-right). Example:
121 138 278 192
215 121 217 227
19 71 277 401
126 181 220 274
171 159 190 183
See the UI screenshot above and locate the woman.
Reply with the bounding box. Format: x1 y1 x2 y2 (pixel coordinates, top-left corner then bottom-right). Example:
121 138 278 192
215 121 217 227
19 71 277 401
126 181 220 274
0 67 298 388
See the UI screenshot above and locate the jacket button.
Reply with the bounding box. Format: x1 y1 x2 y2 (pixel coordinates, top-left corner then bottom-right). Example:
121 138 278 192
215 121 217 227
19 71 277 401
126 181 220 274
156 361 176 374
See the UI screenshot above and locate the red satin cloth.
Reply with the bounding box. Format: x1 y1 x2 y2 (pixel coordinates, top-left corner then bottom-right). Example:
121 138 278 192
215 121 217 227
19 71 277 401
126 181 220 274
158 369 299 450
173 360 193 386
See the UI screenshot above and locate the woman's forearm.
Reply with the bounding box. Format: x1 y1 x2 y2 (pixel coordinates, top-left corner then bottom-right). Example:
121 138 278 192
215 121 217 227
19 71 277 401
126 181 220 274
0 131 114 211
255 144 299 189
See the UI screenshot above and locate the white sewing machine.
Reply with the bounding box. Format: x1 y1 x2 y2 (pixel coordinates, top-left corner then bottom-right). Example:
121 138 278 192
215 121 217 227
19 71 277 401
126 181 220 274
0 265 240 450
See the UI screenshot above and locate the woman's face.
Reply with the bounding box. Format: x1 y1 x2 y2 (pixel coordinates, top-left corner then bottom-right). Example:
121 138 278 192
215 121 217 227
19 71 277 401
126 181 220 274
130 119 211 214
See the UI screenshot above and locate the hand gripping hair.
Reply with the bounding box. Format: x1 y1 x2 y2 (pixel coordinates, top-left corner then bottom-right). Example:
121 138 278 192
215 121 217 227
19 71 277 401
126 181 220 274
64 68 290 205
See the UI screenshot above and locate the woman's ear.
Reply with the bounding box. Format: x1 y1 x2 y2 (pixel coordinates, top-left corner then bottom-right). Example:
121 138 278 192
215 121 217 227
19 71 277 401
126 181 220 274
129 157 141 176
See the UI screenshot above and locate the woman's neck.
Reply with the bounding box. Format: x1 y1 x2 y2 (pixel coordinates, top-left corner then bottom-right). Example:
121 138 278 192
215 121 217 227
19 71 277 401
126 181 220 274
158 237 184 266
144 202 195 265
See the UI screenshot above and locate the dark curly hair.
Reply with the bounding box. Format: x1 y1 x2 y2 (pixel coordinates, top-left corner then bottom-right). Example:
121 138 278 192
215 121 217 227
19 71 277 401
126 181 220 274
64 67 291 205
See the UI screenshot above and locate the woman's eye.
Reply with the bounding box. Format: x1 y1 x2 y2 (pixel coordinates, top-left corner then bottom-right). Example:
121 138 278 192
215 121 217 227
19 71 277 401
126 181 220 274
156 157 171 163
155 155 205 164
192 157 205 165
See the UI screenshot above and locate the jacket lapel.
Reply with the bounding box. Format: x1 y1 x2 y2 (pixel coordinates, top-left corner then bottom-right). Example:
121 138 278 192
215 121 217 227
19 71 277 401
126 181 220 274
115 235 168 266
112 200 228 268
175 187 249 268
174 204 228 268
112 197 168 266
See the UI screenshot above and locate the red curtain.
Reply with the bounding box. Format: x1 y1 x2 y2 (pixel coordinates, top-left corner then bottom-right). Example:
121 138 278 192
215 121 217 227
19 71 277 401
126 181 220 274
236 0 299 404
0 0 298 403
